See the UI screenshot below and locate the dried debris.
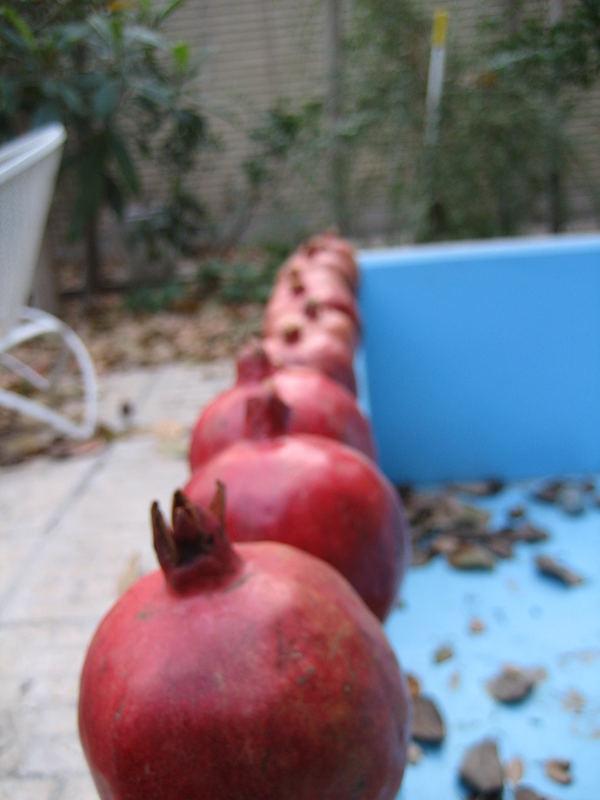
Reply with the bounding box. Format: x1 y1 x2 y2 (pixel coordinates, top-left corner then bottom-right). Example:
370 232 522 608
449 479 505 497
532 478 596 515
535 555 584 587
411 695 446 745
449 542 496 570
514 787 553 800
469 616 486 635
544 758 573 785
407 742 423 766
562 689 585 714
433 644 454 664
405 673 421 699
503 756 524 786
448 671 461 690
508 504 526 519
508 524 549 544
402 487 552 573
459 738 504 797
487 665 541 704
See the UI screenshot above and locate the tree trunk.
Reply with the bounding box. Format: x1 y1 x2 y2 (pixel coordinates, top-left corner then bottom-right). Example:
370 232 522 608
549 169 566 233
30 235 59 315
84 214 102 306
325 0 349 234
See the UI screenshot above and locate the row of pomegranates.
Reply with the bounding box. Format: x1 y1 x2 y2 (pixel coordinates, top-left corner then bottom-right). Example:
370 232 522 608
78 233 413 799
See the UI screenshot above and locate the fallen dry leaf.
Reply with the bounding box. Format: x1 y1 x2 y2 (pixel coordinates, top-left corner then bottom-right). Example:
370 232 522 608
405 673 421 699
504 756 524 786
562 689 585 714
487 665 537 704
544 758 572 785
433 644 454 664
411 695 445 745
459 738 504 796
469 616 486 635
535 555 584 586
407 742 423 766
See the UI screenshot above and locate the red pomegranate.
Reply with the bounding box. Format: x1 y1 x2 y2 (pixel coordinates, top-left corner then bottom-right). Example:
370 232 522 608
184 406 408 620
262 324 357 394
189 344 376 468
267 258 361 329
306 231 357 262
301 232 360 290
78 488 411 800
263 301 359 350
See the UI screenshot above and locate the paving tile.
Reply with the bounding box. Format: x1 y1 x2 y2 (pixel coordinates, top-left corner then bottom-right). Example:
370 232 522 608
0 778 58 800
17 734 88 778
0 360 233 794
134 360 233 428
0 621 93 712
95 368 156 432
56 774 97 800
0 456 97 536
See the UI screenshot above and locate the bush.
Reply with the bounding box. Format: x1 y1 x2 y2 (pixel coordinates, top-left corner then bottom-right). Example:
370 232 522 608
0 0 211 294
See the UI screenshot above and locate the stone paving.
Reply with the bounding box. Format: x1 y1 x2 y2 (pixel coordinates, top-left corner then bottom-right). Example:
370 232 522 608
0 360 234 799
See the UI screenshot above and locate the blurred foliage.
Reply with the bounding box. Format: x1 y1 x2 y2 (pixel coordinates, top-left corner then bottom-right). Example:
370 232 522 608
346 0 600 240
245 0 600 242
0 0 212 291
124 280 187 313
196 254 283 305
126 185 213 269
2 0 600 302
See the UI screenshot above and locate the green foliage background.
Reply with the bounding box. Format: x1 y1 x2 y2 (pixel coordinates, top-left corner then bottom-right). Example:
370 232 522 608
1 0 600 301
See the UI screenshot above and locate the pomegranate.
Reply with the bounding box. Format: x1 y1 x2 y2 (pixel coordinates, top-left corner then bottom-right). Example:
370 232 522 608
263 301 359 350
306 231 357 262
262 323 357 394
184 402 408 620
78 488 411 800
300 232 360 290
189 344 376 468
267 258 361 329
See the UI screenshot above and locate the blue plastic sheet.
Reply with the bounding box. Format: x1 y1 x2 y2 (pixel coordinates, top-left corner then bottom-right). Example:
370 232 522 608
387 483 599 799
355 236 600 798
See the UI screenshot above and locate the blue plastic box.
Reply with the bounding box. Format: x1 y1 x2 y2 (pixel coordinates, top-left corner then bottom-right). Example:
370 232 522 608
357 233 600 485
356 234 600 800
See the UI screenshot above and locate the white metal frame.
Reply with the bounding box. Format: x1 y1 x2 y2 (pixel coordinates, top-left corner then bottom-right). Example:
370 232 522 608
0 124 97 439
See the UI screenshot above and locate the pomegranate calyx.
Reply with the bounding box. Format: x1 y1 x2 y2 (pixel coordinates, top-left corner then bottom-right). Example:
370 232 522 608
304 298 321 320
282 323 302 344
152 489 241 593
289 275 305 296
245 389 291 439
236 340 277 383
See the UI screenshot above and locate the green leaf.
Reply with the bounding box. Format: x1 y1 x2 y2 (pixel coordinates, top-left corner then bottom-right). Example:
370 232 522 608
0 5 36 51
132 77 174 108
88 13 115 46
155 0 186 25
69 150 105 240
54 22 90 47
32 101 62 127
138 0 153 22
171 42 190 72
105 173 125 218
124 25 166 51
93 79 119 119
108 130 139 193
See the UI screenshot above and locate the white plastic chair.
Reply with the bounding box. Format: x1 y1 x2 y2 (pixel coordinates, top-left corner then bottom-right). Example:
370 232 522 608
0 124 97 439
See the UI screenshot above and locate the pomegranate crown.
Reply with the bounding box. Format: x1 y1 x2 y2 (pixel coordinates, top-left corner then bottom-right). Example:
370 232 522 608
151 484 241 593
245 387 291 439
236 340 278 383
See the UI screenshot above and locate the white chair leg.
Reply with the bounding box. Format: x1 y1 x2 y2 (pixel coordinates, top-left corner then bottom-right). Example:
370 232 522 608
0 307 98 440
